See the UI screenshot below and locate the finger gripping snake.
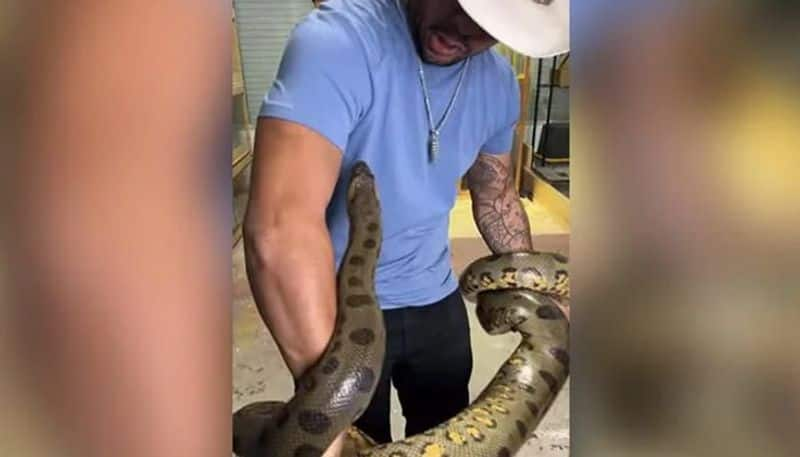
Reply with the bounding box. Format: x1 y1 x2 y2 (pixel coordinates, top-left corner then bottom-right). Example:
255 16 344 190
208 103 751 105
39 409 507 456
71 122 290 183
233 161 569 457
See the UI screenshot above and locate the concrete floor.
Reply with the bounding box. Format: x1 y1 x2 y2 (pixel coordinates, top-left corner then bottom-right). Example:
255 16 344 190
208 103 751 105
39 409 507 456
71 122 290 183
232 196 570 456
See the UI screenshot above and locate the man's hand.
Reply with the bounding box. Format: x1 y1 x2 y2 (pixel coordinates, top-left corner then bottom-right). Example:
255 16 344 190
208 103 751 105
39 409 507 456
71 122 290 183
465 152 533 254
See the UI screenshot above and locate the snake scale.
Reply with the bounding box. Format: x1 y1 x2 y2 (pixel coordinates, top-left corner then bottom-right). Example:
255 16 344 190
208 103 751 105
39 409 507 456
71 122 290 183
233 161 570 457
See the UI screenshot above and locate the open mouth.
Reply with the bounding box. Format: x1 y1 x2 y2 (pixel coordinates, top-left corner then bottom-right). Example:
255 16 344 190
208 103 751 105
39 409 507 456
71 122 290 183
425 29 468 61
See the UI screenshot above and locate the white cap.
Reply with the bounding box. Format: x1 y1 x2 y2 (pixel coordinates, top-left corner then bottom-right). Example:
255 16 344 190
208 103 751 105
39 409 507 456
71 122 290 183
458 0 569 58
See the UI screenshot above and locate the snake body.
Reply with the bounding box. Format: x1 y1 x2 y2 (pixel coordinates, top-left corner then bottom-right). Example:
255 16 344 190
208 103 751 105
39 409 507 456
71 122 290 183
233 161 570 457
233 161 386 457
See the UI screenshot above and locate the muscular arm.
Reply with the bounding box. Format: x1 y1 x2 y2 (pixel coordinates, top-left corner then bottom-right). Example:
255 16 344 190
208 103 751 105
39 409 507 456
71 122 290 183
243 118 341 380
240 15 370 455
465 153 533 254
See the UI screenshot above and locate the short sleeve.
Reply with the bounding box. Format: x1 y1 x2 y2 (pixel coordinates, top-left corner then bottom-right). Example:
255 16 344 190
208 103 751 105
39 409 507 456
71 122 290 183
481 64 521 154
259 19 373 154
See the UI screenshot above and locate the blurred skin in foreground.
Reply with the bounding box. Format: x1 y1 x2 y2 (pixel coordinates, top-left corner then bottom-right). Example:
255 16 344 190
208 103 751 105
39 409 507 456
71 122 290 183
1 2 231 457
573 2 800 457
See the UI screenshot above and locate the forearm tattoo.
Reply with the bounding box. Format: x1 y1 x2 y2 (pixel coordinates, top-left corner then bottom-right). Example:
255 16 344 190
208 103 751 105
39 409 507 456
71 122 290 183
466 154 533 254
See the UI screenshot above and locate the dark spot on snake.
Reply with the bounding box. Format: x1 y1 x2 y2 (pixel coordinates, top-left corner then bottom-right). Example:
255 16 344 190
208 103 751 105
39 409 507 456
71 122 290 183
539 370 559 392
471 429 485 442
348 276 364 287
297 410 332 435
321 357 340 374
519 341 534 351
363 239 377 249
349 256 365 266
294 444 324 457
550 348 570 368
300 375 317 393
517 382 536 394
516 420 528 438
498 447 511 457
536 305 562 320
527 401 540 417
349 328 375 346
346 294 374 308
330 341 342 353
367 222 379 232
354 367 376 392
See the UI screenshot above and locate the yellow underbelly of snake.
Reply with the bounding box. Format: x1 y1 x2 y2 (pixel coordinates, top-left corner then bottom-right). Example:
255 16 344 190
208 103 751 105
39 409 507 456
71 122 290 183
233 161 569 457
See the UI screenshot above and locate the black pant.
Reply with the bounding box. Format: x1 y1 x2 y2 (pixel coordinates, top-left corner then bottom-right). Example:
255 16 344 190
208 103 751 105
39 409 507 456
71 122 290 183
354 289 473 443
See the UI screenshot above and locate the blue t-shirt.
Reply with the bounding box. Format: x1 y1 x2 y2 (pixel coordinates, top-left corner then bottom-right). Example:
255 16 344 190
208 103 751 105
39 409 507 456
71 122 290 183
260 0 520 309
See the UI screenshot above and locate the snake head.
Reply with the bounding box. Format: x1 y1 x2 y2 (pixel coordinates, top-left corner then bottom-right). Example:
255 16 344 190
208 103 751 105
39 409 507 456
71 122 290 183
346 161 380 218
348 161 375 195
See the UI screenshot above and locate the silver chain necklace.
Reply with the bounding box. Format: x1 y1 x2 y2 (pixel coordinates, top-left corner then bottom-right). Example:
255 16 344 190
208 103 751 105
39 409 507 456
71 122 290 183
418 56 470 161
395 0 471 162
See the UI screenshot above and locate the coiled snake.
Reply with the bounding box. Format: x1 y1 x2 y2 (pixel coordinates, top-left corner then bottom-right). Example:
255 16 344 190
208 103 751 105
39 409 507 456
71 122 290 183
233 161 569 457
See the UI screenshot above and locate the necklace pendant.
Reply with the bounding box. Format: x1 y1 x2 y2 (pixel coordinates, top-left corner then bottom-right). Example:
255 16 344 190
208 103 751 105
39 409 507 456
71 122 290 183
429 130 440 162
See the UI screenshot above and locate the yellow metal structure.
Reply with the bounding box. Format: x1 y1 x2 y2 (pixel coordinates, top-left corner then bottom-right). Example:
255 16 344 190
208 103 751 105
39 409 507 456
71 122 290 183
233 9 254 246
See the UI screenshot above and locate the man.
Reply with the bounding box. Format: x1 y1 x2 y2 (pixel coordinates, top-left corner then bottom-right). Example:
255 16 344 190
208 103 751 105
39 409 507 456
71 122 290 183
243 0 568 452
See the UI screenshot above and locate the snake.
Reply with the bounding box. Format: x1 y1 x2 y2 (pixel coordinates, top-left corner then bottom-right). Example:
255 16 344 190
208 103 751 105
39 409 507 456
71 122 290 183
233 161 570 457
